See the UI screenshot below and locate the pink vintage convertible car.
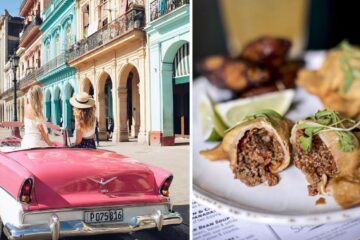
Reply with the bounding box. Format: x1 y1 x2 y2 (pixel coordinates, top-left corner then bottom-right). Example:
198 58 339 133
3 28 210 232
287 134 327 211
0 122 182 240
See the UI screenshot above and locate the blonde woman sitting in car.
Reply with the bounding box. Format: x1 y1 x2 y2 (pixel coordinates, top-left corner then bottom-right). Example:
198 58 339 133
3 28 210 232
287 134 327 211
21 86 55 149
70 92 97 149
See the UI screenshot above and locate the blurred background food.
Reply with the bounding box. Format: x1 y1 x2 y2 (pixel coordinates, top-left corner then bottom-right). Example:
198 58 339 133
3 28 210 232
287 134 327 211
194 0 360 120
197 37 304 97
297 41 360 118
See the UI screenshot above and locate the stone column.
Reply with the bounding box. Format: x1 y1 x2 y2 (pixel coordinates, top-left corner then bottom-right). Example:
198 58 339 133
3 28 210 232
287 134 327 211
118 87 129 142
97 92 108 140
51 95 57 124
137 54 147 144
131 76 140 137
161 62 175 145
148 42 163 145
20 98 24 122
63 98 72 132
112 71 120 143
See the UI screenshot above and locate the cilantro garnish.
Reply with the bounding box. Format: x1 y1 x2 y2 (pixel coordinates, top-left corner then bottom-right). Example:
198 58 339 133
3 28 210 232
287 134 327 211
297 109 359 152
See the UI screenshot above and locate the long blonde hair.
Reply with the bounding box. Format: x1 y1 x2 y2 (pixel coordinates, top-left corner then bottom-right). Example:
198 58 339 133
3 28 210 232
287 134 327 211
73 106 96 131
26 85 45 121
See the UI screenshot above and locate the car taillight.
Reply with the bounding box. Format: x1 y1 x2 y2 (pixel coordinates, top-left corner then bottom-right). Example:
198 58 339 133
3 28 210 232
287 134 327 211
20 179 33 204
160 176 173 197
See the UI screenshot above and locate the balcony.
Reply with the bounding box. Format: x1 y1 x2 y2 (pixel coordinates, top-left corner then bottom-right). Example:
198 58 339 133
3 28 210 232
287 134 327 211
19 0 32 17
0 69 39 98
19 68 39 87
19 15 42 47
37 53 67 78
150 0 189 21
67 8 145 62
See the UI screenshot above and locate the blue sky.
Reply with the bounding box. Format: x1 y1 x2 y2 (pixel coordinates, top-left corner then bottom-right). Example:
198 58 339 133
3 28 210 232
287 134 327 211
0 0 23 17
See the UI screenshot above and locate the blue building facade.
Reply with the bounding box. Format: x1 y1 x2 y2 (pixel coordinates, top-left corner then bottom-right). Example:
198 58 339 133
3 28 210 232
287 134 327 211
38 0 77 132
145 0 190 145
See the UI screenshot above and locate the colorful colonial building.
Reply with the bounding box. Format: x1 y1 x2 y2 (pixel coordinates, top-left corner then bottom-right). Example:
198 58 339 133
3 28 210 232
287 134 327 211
12 0 45 123
0 0 191 148
67 0 147 142
38 0 77 132
0 10 24 122
145 0 190 145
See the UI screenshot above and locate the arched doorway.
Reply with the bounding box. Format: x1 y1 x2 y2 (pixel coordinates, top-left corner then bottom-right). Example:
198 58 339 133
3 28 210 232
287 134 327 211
98 72 113 140
45 90 52 122
118 64 140 141
172 43 190 137
53 87 62 125
159 40 189 145
83 78 94 96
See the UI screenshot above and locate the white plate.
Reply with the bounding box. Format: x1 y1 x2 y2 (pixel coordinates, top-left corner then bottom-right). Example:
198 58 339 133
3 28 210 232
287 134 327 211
192 77 360 225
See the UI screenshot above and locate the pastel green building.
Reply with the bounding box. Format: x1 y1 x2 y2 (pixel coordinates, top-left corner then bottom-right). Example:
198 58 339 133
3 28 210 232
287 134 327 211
145 0 190 145
38 0 77 132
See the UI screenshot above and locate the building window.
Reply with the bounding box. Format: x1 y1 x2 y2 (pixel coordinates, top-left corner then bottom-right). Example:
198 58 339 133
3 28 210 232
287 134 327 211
55 35 60 56
32 55 35 69
66 25 71 49
120 0 128 15
101 0 109 27
37 50 41 67
82 4 89 38
36 2 40 16
47 43 51 62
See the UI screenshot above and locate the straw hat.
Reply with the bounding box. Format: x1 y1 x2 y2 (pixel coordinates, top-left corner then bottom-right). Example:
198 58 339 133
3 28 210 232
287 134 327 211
70 92 95 109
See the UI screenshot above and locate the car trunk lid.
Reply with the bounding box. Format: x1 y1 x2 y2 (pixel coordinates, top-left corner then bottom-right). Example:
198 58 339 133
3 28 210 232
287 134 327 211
6 149 165 210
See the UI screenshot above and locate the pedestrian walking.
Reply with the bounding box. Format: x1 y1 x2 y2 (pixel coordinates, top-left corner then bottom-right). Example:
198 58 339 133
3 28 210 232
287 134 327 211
107 117 114 139
95 119 100 147
70 92 97 149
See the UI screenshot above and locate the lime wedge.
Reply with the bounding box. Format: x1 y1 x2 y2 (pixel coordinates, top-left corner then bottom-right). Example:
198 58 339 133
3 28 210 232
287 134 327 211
216 89 295 127
198 94 228 141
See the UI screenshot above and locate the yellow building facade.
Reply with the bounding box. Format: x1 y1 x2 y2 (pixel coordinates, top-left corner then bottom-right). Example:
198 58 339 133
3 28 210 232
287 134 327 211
68 0 147 143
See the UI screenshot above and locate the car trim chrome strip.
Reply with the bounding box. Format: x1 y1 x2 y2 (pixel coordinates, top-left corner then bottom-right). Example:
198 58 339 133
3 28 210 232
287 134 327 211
21 201 171 223
5 210 182 240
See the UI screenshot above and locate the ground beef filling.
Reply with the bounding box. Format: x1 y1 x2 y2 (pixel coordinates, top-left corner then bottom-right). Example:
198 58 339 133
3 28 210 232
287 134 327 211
294 130 338 196
234 128 283 186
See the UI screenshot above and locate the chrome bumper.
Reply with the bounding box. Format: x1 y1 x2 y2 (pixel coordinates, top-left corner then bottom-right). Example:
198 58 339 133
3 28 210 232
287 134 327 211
4 211 182 240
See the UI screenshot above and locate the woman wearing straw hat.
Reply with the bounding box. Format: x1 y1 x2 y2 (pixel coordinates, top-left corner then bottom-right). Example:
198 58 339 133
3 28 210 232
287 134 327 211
70 92 97 149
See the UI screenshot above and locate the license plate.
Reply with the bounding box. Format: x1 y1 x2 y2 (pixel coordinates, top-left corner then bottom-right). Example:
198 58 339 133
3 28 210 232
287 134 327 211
84 209 123 223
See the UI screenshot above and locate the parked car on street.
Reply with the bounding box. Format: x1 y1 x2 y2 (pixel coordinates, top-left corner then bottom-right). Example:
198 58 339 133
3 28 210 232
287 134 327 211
0 122 182 240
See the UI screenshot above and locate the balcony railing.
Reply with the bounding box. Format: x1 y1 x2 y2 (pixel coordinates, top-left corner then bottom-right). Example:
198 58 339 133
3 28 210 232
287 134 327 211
37 53 67 77
19 69 39 86
19 15 42 43
67 8 145 62
0 88 15 98
0 52 70 97
0 69 35 98
150 0 189 21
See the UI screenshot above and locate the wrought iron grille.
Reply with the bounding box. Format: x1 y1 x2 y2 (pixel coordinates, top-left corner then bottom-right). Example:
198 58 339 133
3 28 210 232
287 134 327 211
66 8 145 62
150 0 189 21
